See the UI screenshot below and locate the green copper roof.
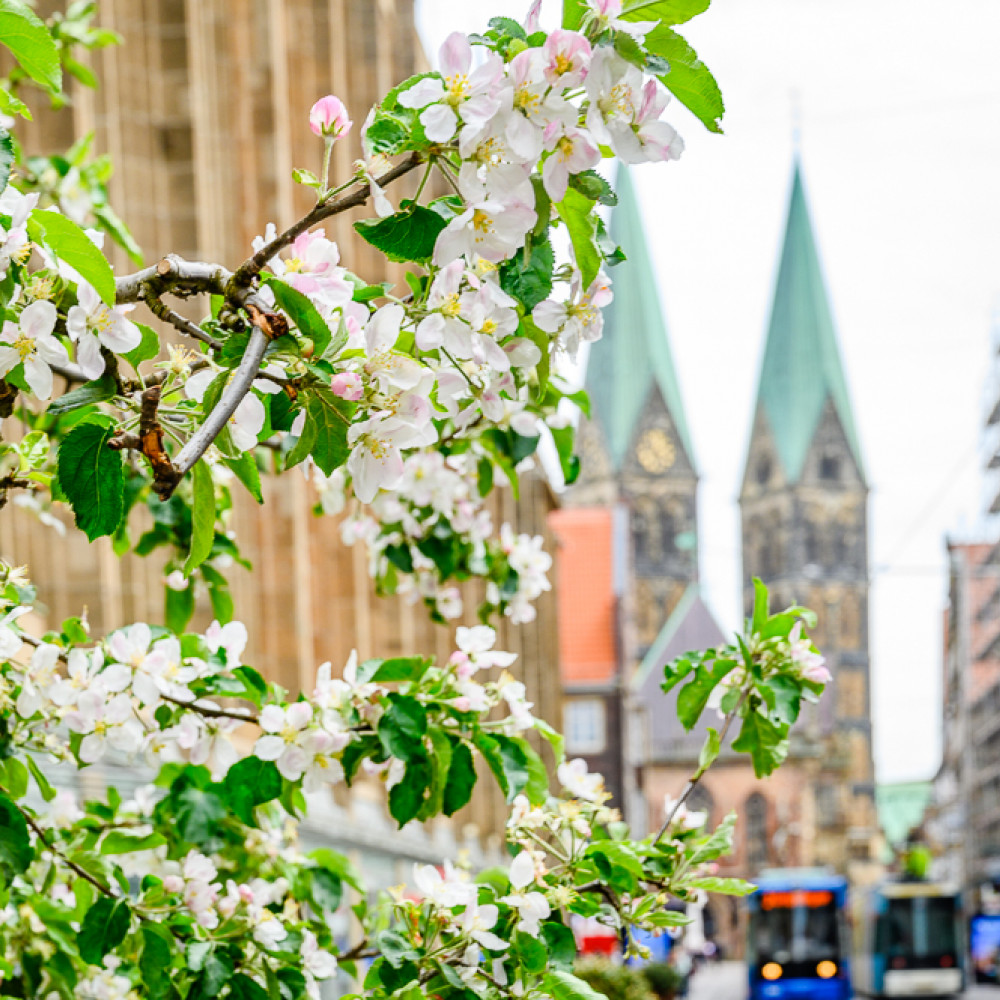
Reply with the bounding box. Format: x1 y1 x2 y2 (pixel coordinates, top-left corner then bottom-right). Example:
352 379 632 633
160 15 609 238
753 163 865 483
586 168 695 470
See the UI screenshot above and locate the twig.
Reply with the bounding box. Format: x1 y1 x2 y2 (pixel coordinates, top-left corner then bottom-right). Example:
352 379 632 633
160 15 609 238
142 287 221 350
652 687 749 846
19 805 119 899
229 153 422 288
161 692 258 723
338 940 377 962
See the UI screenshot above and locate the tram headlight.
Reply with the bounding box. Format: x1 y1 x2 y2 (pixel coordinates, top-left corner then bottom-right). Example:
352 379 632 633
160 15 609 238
816 961 837 979
761 963 783 981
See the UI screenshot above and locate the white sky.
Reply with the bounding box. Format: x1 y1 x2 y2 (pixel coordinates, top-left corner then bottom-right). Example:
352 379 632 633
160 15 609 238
416 0 1000 783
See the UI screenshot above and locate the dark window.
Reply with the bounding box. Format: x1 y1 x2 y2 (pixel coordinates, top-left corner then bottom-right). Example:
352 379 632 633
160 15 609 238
820 454 840 480
747 793 768 872
756 457 772 485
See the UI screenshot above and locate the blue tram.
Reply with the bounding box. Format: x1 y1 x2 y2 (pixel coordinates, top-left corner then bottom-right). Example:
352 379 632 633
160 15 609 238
746 869 851 999
851 881 963 997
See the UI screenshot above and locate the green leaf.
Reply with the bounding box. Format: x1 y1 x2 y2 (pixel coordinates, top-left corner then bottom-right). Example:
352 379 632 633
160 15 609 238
364 116 409 155
289 386 354 476
28 208 115 305
229 974 269 1000
550 424 580 486
354 205 446 264
767 674 802 727
562 0 586 29
568 170 617 206
99 830 167 854
77 896 130 965
751 576 768 634
687 811 737 866
0 0 61 93
224 452 262 503
545 970 608 1000
309 847 363 893
476 733 532 802
25 754 56 801
0 86 31 121
140 926 173 998
696 726 721 776
306 867 343 912
264 276 333 357
732 710 788 777
676 658 736 730
378 693 427 761
442 739 475 816
356 656 430 684
388 755 430 827
182 460 215 575
164 579 195 634
619 0 710 26
48 371 118 416
0 757 27 798
500 238 554 311
541 922 577 969
122 322 159 370
94 204 144 266
0 128 12 195
0 791 31 874
57 417 124 541
685 875 756 896
644 25 725 134
222 757 282 825
377 929 419 969
422 728 453 819
556 188 601 290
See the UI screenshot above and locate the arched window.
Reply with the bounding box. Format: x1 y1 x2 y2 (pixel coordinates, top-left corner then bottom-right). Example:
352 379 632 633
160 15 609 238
746 793 768 873
687 784 714 827
820 453 840 481
756 456 772 486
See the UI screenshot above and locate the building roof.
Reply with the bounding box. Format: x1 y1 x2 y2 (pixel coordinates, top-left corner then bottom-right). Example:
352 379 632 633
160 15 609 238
586 168 695 471
549 506 618 685
634 585 728 762
876 781 933 848
751 162 865 484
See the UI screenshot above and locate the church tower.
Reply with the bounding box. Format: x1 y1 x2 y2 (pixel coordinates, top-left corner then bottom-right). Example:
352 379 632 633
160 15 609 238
572 168 699 655
740 163 878 873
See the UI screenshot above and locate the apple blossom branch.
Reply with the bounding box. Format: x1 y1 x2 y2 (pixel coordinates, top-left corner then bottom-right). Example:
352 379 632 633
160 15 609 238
653 684 750 847
93 155 424 498
229 151 423 289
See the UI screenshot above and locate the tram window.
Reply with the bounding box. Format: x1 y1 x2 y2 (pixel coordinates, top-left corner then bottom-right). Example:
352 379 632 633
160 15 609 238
876 897 959 957
926 898 959 954
876 900 914 956
752 900 840 963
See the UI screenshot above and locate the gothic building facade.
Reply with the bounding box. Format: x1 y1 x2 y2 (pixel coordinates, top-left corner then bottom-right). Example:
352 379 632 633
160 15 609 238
557 162 882 954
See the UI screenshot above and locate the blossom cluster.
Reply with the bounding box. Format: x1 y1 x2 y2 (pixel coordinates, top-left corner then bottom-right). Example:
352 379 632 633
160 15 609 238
0 0 695 629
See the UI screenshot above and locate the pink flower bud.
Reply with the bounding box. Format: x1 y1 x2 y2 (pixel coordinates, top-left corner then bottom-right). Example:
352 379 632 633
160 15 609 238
331 371 363 401
163 876 184 893
309 96 352 140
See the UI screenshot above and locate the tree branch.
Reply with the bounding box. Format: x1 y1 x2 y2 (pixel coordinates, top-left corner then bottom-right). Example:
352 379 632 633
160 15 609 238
19 804 119 899
114 255 228 305
142 286 221 350
229 153 422 288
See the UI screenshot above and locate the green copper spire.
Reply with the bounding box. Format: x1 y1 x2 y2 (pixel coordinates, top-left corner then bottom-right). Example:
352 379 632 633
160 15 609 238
586 168 695 470
753 163 865 483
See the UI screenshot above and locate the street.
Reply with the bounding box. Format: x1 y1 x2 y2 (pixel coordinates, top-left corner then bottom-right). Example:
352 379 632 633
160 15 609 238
687 963 1000 999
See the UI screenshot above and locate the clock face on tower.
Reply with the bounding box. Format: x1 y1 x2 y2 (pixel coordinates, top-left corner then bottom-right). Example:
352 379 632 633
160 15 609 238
636 427 676 473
